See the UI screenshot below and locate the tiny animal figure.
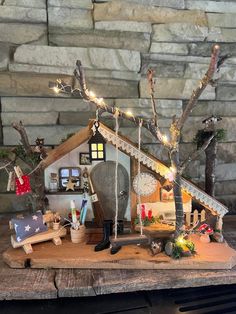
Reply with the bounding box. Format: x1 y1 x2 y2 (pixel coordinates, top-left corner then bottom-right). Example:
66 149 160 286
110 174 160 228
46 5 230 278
150 240 163 256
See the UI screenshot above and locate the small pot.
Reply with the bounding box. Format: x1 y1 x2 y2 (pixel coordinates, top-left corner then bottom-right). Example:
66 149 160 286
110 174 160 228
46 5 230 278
70 225 86 244
53 222 60 231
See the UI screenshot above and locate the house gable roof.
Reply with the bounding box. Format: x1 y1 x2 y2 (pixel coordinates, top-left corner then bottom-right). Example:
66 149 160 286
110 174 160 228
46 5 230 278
42 120 228 217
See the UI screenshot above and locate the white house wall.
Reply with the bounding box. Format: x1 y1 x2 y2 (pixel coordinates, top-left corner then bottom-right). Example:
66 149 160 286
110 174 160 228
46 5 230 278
44 142 131 220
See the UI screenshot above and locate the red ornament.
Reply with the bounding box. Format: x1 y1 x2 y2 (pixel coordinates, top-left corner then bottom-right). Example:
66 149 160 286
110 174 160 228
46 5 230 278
15 175 31 196
148 209 152 220
141 204 146 220
68 210 80 220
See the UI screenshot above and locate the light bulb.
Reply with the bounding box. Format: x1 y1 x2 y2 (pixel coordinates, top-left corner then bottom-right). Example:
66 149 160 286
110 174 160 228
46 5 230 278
126 111 133 117
89 91 96 98
53 86 60 94
162 134 169 144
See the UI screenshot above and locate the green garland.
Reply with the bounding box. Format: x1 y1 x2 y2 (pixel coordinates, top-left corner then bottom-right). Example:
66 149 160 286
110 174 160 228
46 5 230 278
193 129 226 149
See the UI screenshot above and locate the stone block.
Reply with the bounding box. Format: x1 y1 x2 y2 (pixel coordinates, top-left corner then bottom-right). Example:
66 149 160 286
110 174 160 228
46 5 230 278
4 0 46 8
3 126 83 145
189 101 236 117
0 72 139 98
141 61 185 78
217 86 236 101
48 7 93 30
1 112 58 126
0 44 9 71
142 53 210 64
185 63 236 81
139 78 215 100
216 163 236 181
1 97 102 112
59 112 95 125
189 43 236 57
150 43 188 55
218 143 236 164
49 30 150 53
13 45 141 72
207 28 236 43
0 6 46 23
114 99 183 117
94 0 185 9
95 21 152 33
207 13 236 28
182 160 200 179
216 195 236 213
94 2 207 26
152 23 208 42
9 63 141 81
119 127 169 144
186 1 236 13
215 181 236 196
48 0 93 9
0 23 47 45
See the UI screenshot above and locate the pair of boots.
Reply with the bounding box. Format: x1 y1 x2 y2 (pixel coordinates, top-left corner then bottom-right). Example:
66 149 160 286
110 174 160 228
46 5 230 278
94 220 123 254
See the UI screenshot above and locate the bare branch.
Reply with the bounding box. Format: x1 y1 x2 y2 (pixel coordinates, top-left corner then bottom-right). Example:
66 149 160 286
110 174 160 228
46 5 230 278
177 44 220 130
12 121 32 155
179 133 215 174
147 69 158 126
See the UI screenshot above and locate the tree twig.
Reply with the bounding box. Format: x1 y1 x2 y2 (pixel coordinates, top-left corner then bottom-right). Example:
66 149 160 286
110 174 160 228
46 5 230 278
12 121 32 155
147 69 158 127
177 45 220 130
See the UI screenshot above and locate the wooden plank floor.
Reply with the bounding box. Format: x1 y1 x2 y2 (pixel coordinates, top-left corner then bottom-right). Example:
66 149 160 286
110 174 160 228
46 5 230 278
1 214 236 300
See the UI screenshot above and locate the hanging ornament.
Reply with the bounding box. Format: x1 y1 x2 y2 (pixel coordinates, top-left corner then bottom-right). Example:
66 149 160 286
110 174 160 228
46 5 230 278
15 175 31 196
88 121 106 162
14 166 31 195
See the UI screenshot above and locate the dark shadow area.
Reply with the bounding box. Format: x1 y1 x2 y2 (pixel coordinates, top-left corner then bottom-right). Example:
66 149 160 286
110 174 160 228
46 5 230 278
1 284 236 314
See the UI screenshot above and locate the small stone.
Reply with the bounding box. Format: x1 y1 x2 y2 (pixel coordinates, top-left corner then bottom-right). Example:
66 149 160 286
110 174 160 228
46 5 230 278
4 0 46 8
150 43 188 55
190 101 236 117
48 0 93 9
95 21 152 33
0 44 9 71
139 78 215 100
186 1 236 13
14 45 141 72
1 112 59 126
0 6 46 23
207 13 236 28
48 7 93 30
94 0 185 9
189 43 236 57
0 23 47 45
165 241 174 256
207 28 236 43
59 112 95 125
94 1 207 26
217 86 236 101
49 30 150 53
212 232 224 243
152 23 208 42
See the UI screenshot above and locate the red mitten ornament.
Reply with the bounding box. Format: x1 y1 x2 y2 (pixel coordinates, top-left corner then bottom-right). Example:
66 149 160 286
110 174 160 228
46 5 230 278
16 175 31 195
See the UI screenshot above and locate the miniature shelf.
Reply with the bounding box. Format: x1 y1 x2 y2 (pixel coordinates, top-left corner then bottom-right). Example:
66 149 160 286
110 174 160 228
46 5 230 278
45 191 84 195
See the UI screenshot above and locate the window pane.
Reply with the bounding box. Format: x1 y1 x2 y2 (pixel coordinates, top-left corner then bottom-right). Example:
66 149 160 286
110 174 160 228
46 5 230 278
91 143 97 150
60 169 69 177
92 151 97 159
98 152 104 159
72 168 80 176
61 178 69 187
97 143 103 151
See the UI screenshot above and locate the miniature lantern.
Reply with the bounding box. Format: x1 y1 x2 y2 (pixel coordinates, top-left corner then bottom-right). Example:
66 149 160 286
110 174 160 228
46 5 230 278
88 122 106 161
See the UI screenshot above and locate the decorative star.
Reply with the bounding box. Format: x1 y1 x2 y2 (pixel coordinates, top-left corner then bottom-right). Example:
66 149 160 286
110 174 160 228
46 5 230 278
35 227 40 233
66 177 76 191
25 225 31 232
17 236 21 242
32 215 38 221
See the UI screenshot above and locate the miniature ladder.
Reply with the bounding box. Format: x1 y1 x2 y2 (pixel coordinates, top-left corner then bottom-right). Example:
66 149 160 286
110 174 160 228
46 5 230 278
110 116 148 252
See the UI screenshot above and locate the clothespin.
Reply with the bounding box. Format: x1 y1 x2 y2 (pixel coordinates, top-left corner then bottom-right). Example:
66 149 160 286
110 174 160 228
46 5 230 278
7 171 13 191
14 166 24 185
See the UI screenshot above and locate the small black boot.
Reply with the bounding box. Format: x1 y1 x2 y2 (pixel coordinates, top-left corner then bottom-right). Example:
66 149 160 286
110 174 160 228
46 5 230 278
94 220 113 252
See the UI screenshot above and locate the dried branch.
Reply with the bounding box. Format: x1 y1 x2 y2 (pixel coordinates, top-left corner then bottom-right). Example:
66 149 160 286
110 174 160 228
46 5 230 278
179 133 215 174
12 121 32 155
147 69 158 126
177 45 220 130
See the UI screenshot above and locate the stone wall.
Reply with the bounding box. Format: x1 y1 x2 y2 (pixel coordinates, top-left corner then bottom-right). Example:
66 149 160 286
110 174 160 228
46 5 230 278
0 0 235 213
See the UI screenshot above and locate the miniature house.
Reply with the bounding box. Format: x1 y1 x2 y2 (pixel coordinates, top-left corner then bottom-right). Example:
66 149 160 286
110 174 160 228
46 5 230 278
41 120 228 230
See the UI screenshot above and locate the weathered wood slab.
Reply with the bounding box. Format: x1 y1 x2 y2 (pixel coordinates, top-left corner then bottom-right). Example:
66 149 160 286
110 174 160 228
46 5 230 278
3 235 236 270
0 268 57 300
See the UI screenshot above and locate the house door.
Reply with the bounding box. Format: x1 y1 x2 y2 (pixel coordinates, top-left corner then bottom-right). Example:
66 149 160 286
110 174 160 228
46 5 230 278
90 161 129 220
